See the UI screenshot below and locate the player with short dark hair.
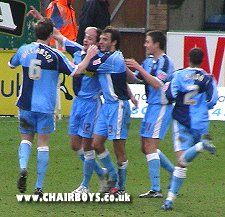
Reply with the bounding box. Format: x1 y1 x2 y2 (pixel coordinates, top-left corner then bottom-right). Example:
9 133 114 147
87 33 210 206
81 26 134 194
126 30 175 198
161 47 218 210
8 17 97 195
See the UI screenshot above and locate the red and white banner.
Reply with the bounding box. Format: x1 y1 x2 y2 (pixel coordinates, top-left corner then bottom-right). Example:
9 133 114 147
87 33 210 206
167 32 225 87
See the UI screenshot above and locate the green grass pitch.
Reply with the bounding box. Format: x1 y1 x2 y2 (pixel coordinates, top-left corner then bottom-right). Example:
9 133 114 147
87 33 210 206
0 117 224 217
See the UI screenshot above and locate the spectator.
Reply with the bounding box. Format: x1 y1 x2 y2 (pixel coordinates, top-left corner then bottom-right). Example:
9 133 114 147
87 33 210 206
46 0 78 100
46 0 78 49
77 0 110 44
223 0 225 14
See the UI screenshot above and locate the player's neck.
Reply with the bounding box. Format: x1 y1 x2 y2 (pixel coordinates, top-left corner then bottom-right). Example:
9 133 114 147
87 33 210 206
36 39 49 45
190 63 200 68
109 47 116 52
153 50 164 60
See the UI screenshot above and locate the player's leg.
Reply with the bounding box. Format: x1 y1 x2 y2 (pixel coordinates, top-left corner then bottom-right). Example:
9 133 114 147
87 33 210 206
69 99 84 161
140 104 172 198
162 131 216 210
80 99 106 180
163 122 216 210
110 100 130 193
113 139 128 193
35 133 50 196
162 120 190 210
73 99 107 192
93 104 117 189
94 134 117 187
139 137 163 198
157 104 174 175
99 100 130 193
157 148 174 190
70 99 104 193
70 135 84 160
72 137 93 193
17 109 35 193
77 137 107 192
179 132 216 166
162 151 187 211
139 106 161 198
157 149 174 175
34 112 54 194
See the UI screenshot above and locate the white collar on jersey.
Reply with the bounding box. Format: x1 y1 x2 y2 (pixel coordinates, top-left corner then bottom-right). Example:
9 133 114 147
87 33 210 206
186 67 203 71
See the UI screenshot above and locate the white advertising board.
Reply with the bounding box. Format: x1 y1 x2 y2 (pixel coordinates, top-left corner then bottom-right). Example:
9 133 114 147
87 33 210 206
129 84 225 121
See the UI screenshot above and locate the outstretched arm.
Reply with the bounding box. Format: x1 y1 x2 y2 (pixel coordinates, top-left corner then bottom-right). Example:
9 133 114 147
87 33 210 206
26 5 44 20
27 6 65 45
125 58 162 89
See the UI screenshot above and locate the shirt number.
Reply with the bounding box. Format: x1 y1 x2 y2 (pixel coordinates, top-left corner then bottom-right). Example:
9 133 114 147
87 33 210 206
28 59 42 80
183 85 199 105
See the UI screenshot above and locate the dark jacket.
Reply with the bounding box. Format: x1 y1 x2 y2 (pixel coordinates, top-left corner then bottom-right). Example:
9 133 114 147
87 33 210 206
77 0 110 44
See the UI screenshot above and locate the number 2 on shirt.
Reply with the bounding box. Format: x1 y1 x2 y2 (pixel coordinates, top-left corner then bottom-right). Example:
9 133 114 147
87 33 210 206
183 85 199 105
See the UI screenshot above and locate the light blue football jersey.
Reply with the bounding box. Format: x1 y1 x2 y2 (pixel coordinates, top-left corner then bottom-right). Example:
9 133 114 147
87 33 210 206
137 54 174 104
166 67 218 131
64 39 102 99
87 50 130 103
9 42 77 113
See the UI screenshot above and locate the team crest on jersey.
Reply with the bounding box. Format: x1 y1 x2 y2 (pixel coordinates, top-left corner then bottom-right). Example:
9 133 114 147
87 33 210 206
93 58 101 65
157 71 167 81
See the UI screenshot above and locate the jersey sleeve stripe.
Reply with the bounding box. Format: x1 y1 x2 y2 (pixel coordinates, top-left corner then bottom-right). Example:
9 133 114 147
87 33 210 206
8 61 16 69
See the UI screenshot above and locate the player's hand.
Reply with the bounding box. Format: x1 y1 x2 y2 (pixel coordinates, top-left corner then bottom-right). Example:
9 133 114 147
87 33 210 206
130 96 138 109
86 45 99 59
125 58 140 71
26 6 43 20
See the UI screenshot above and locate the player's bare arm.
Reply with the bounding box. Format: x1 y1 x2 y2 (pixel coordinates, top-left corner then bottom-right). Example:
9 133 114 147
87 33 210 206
125 58 162 89
75 45 98 75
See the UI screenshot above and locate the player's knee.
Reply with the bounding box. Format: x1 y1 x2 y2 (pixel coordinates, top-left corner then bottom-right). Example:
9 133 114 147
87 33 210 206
141 145 146 154
178 154 191 167
70 143 82 151
93 143 105 154
142 143 155 154
75 148 84 157
116 152 127 163
141 143 149 154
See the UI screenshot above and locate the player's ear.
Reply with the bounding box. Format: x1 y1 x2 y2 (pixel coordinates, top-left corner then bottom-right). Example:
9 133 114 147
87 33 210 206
112 40 117 48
